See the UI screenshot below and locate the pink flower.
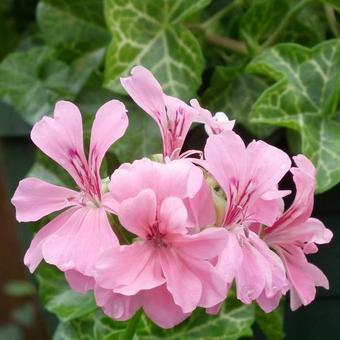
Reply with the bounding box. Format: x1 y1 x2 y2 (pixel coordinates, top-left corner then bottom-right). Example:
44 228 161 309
94 159 228 328
190 99 235 135
121 66 199 160
11 100 128 291
263 155 333 310
203 131 291 310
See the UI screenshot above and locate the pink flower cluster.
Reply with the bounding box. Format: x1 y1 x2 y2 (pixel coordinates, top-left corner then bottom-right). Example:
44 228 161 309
12 66 332 328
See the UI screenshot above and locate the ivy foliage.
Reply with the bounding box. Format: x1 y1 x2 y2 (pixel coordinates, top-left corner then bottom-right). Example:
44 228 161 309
1 0 340 338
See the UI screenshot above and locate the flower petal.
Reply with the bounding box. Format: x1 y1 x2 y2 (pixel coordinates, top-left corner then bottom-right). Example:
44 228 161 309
109 158 203 204
158 197 188 236
183 258 228 309
65 270 95 293
95 242 165 294
11 177 78 222
95 285 142 321
142 285 190 329
120 66 167 125
160 249 202 313
24 207 79 272
183 179 216 229
89 100 128 180
118 189 157 238
31 101 88 189
174 228 228 260
278 245 328 310
42 207 118 276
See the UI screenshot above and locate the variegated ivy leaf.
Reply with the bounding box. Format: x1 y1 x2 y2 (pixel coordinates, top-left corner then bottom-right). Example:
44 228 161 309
104 0 209 99
53 296 255 340
247 39 340 193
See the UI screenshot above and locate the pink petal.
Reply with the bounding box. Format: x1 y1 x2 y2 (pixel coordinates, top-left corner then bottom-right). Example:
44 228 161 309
95 285 142 321
234 238 268 304
174 228 228 260
42 207 118 276
183 179 216 229
267 155 316 233
246 140 291 198
160 249 202 313
109 158 203 204
65 270 95 293
250 233 288 298
11 177 78 222
118 189 157 238
204 131 246 195
24 207 78 272
158 197 188 236
278 245 325 310
184 258 227 308
215 232 243 283
120 66 167 125
95 242 165 294
31 101 88 189
88 100 128 179
101 192 119 214
142 285 190 328
256 290 282 313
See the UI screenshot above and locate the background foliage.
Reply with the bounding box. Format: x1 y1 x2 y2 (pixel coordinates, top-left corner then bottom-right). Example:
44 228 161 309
1 0 340 339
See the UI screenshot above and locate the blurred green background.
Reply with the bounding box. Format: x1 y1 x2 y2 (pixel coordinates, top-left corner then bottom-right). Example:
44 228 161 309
0 0 340 339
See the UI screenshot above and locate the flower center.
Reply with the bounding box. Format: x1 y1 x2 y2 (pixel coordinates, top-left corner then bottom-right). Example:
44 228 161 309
147 223 168 248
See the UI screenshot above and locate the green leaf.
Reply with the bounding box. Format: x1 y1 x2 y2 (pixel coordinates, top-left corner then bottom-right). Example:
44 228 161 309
240 0 326 52
53 312 126 340
203 66 275 137
112 101 162 163
104 0 209 99
323 0 340 11
247 39 340 192
255 305 285 340
137 297 255 339
240 0 290 53
53 296 255 340
37 0 110 60
0 47 103 124
37 265 97 322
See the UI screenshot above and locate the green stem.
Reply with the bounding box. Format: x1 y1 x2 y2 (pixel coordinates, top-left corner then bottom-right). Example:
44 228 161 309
205 32 248 55
261 0 314 50
187 23 248 55
123 309 142 340
324 4 340 38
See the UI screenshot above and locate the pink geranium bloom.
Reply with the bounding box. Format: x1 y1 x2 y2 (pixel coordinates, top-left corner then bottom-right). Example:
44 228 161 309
190 99 235 135
203 131 291 311
121 66 200 160
94 158 228 328
11 100 128 291
263 155 333 310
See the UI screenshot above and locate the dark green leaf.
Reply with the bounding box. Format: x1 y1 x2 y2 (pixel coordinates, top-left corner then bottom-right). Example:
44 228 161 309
0 47 103 124
37 265 97 322
37 0 110 60
247 39 340 192
255 305 285 340
240 0 326 52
